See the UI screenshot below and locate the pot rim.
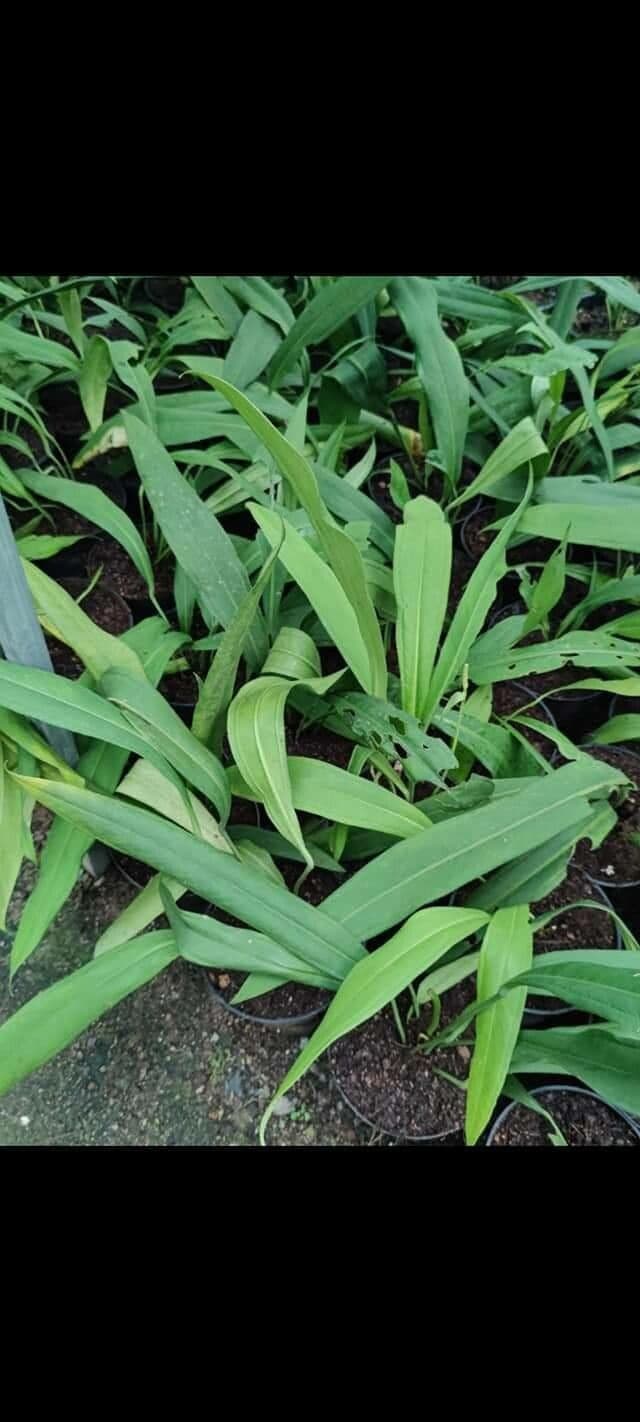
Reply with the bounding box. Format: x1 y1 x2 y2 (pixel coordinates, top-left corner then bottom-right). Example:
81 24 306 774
485 1084 640 1146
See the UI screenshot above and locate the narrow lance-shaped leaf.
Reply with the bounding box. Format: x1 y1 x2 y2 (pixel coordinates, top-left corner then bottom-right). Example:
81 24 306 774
465 905 533 1146
227 669 344 870
19 469 156 601
12 777 366 983
259 906 489 1142
320 756 626 943
511 1026 640 1118
391 277 469 490
192 527 283 750
123 412 267 666
393 496 452 720
0 932 179 1101
100 669 230 825
228 754 432 840
192 375 387 697
268 276 392 389
424 473 533 723
447 417 548 513
22 559 145 681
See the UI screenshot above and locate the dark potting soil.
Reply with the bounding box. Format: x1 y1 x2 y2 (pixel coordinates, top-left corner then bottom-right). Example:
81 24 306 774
330 977 474 1139
573 744 640 885
159 670 198 708
285 724 354 771
45 581 131 678
462 508 553 568
207 860 339 1022
447 551 477 621
88 537 175 602
491 680 554 757
112 852 155 889
528 864 616 1011
491 1090 638 1146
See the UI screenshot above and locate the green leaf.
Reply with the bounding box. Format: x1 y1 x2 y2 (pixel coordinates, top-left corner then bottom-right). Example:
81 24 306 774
393 496 452 720
228 754 432 840
508 951 640 1030
268 277 391 388
0 931 178 1100
320 756 626 943
192 528 283 749
447 417 548 512
227 670 343 869
190 276 242 334
468 629 640 686
391 277 469 489
223 310 282 389
511 1025 640 1117
261 627 321 680
22 559 144 681
58 288 85 355
521 536 568 635
424 474 533 722
0 663 176 782
259 906 488 1141
78 335 111 432
122 412 267 665
192 377 387 697
19 469 156 600
250 503 372 691
14 778 365 983
0 763 25 930
591 715 640 745
159 884 334 988
465 905 533 1145
0 320 80 371
0 706 83 785
100 670 231 824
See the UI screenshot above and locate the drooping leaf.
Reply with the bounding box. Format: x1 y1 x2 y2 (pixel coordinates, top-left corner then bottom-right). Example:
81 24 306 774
465 905 533 1145
260 906 489 1141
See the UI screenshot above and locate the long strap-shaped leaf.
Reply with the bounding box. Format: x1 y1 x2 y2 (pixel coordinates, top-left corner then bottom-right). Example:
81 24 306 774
320 757 627 943
0 930 178 1100
160 884 337 989
423 474 533 723
8 625 185 977
19 469 156 600
22 559 145 681
123 412 267 666
393 496 452 720
391 277 469 490
192 527 283 748
511 1026 640 1118
0 662 180 789
259 906 489 1142
100 669 230 824
12 777 365 982
446 417 548 513
268 276 392 390
227 669 343 870
191 375 387 697
250 503 371 690
465 905 532 1146
228 756 432 840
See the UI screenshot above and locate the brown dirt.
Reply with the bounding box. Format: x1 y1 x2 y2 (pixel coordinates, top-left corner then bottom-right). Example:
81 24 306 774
159 670 198 708
88 537 174 602
330 978 475 1140
490 1089 639 1146
45 579 132 678
285 724 354 770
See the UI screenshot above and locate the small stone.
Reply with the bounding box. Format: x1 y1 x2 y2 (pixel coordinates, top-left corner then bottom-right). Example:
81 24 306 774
457 1045 471 1063
272 1095 294 1117
19 1115 30 1128
218 974 231 989
195 1085 205 1095
211 1032 220 1043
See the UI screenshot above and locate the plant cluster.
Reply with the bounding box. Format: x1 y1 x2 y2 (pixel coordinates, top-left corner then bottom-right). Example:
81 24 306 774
1 273 640 1145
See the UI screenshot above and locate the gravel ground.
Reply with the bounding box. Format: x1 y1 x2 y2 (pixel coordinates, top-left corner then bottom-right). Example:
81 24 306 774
0 842 385 1148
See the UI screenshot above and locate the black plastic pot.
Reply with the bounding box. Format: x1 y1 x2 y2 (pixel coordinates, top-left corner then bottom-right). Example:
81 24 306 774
485 1086 640 1146
57 577 133 636
205 970 326 1037
329 1065 463 1145
523 879 621 1027
609 693 640 731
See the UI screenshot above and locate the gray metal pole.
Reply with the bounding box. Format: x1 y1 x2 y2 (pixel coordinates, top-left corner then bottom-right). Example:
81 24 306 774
0 492 108 875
